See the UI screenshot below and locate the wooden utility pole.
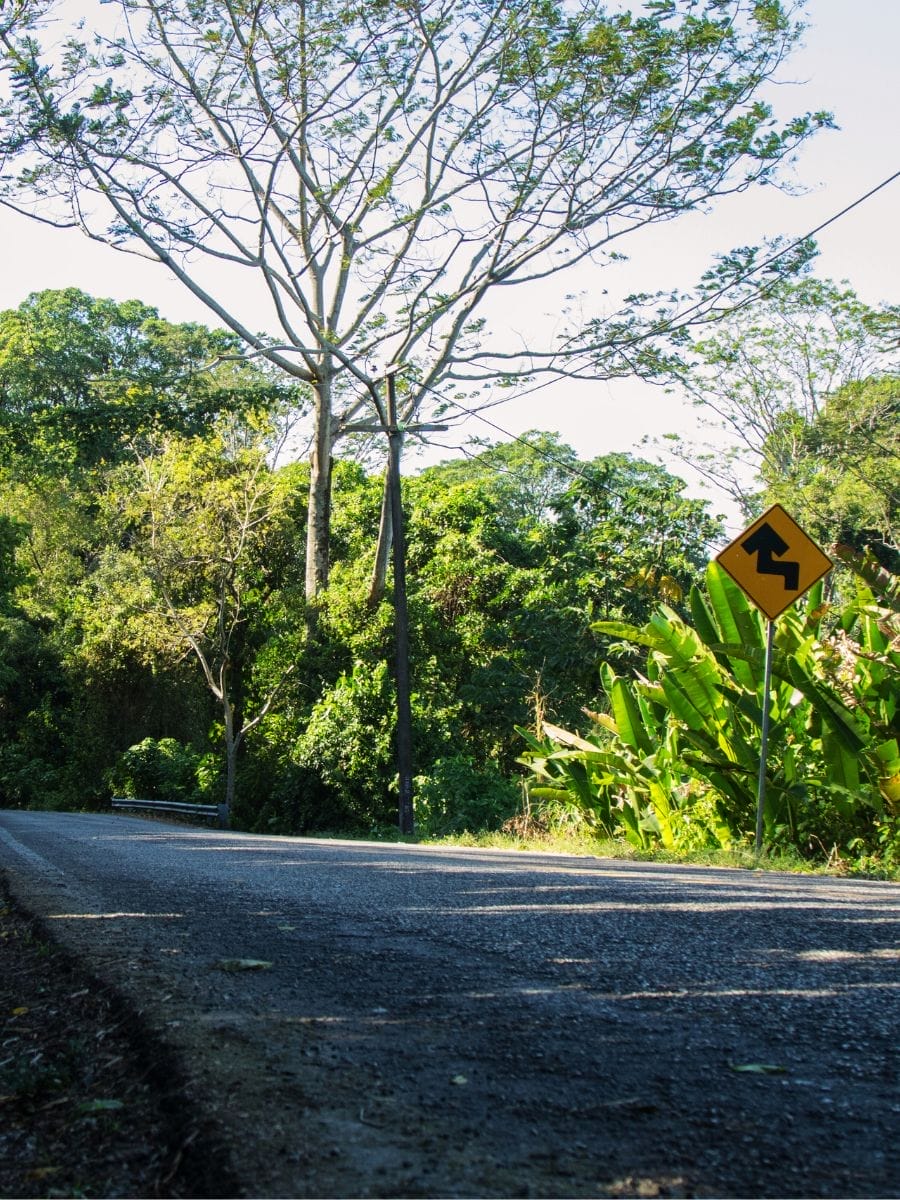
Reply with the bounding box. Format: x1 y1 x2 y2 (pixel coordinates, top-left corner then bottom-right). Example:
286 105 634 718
350 368 446 836
386 368 415 836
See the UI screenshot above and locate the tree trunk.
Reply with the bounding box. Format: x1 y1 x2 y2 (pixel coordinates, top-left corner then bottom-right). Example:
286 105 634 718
220 698 237 830
368 467 393 607
305 376 334 605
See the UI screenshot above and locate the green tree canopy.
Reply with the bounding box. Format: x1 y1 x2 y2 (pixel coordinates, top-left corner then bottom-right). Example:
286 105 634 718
0 515 24 615
0 0 829 599
762 374 900 570
79 417 306 823
550 451 724 624
0 292 305 814
421 432 581 543
0 288 295 470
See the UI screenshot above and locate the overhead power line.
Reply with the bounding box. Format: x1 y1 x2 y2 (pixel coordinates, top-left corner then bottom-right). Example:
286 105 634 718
417 169 900 490
671 167 900 329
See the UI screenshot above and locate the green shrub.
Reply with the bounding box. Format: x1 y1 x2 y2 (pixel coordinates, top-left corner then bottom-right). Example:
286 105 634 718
234 761 353 835
294 662 397 827
107 737 202 802
414 754 520 836
0 743 65 810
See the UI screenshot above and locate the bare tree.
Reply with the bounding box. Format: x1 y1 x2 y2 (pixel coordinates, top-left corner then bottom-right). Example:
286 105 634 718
657 278 899 516
0 0 828 600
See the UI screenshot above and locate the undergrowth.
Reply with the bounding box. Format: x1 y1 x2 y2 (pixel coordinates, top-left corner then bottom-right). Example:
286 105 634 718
403 827 900 880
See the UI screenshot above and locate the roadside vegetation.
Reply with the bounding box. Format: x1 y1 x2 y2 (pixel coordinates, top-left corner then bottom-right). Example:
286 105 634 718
0 278 896 880
0 9 896 1199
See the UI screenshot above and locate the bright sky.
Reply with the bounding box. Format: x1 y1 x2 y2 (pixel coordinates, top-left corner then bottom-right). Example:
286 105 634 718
1 0 897 529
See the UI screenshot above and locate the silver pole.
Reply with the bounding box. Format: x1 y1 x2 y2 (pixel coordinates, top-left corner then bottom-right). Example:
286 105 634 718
755 619 776 853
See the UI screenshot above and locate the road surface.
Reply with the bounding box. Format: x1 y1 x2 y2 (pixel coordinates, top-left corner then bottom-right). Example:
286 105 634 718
1 809 897 1198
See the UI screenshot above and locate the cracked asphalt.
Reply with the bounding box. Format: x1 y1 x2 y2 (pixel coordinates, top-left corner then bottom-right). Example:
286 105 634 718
1 809 897 1198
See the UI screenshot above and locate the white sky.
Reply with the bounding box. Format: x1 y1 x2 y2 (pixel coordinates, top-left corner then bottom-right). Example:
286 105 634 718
1 0 897 532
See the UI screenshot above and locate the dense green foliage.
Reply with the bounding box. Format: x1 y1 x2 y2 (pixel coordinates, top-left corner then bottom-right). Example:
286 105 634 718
0 288 292 471
1 287 897 875
9 1 882 872
0 291 723 836
761 374 899 573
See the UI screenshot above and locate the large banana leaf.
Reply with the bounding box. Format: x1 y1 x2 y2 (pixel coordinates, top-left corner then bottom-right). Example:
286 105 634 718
822 733 861 793
609 677 655 755
591 619 664 650
873 739 900 808
785 660 868 752
541 721 604 754
659 658 726 730
678 721 759 774
704 563 761 690
689 584 720 649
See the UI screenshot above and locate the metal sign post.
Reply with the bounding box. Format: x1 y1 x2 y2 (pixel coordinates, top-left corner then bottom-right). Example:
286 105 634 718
755 619 776 853
716 505 832 854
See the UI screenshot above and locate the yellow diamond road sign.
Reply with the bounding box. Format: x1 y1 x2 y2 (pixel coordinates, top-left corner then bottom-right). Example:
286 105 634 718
716 504 833 621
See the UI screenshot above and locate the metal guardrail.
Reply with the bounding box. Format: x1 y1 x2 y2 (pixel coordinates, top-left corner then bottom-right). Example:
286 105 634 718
111 797 220 822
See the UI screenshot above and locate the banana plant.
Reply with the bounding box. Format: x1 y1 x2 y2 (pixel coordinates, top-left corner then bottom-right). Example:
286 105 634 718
518 561 899 852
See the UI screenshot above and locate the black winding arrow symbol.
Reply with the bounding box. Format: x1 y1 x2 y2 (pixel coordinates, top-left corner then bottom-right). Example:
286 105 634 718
741 522 800 591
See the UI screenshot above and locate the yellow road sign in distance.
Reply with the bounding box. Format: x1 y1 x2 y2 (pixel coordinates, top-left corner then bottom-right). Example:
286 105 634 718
715 504 833 621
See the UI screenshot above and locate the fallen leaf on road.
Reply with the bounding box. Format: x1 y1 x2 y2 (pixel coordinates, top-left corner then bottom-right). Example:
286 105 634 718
77 1099 125 1114
214 958 273 972
729 1062 786 1075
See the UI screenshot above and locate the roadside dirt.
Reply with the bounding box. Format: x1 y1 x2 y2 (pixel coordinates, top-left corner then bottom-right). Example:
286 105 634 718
0 886 236 1200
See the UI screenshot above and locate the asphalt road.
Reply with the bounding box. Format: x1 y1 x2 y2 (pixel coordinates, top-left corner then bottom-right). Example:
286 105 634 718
1 809 898 1198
